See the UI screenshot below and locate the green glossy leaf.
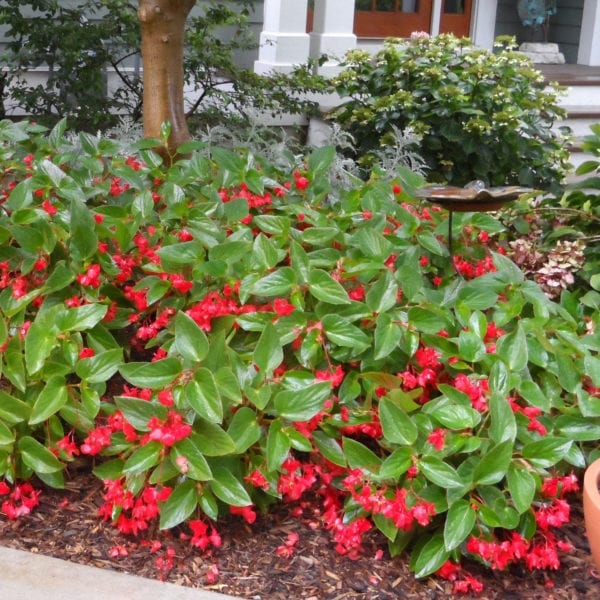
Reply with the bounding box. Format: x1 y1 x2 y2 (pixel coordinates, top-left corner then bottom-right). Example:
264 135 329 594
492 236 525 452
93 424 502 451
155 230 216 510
444 500 477 551
58 304 108 332
114 396 168 431
159 479 198 530
191 424 236 457
473 441 513 486
29 376 68 425
227 407 262 454
24 319 58 376
374 313 402 360
411 533 449 578
123 441 162 475
366 270 398 313
584 354 600 386
18 436 63 473
266 418 291 471
496 324 528 372
556 416 600 441
254 322 283 375
521 437 572 469
252 267 296 297
507 464 537 514
379 397 418 445
172 438 213 481
321 314 370 351
69 197 98 262
173 311 209 363
312 430 347 467
185 369 223 424
0 390 31 424
211 467 252 507
419 456 464 488
308 269 351 305
342 437 381 475
215 366 242 404
407 306 450 334
274 381 331 421
380 447 412 480
75 348 123 384
119 358 182 389
518 379 551 412
93 458 125 481
489 392 517 444
0 421 15 445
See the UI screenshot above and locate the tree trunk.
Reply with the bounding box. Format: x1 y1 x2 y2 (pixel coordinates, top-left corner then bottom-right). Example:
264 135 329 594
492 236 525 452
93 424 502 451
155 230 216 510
138 0 196 161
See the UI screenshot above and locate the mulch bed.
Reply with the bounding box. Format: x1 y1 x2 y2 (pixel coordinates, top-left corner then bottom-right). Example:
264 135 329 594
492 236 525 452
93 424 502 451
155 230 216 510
0 471 599 599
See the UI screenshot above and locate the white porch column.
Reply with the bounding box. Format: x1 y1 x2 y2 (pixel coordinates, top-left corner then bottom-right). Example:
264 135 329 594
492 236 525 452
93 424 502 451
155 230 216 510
470 0 498 51
431 0 442 36
578 0 600 65
309 0 357 76
254 0 311 74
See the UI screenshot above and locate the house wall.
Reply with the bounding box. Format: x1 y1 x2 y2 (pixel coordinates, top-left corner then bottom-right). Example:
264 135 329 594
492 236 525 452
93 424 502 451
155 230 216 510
495 0 584 63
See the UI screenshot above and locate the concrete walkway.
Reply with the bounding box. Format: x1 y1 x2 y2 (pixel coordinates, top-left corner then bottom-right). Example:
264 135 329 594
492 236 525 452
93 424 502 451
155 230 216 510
0 546 240 600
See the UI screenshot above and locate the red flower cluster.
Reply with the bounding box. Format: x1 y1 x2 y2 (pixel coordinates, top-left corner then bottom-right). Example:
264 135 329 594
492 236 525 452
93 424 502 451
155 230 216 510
143 412 192 447
0 481 41 519
185 519 222 551
98 479 171 535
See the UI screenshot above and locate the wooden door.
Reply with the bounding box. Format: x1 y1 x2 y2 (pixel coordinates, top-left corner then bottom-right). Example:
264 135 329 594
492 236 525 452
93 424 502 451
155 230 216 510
354 1 433 38
439 0 473 38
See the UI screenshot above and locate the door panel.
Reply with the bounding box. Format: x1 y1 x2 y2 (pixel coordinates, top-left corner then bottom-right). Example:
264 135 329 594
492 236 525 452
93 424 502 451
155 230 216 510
439 0 473 38
354 1 433 38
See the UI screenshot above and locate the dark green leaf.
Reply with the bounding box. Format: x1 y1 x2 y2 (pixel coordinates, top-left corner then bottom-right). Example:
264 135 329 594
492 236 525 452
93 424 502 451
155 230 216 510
473 441 513 486
266 418 291 471
173 311 209 363
343 437 381 475
227 407 262 454
210 467 252 507
419 456 464 488
274 381 331 421
29 376 68 425
411 534 449 578
18 436 63 474
254 322 283 375
159 479 198 530
308 270 351 305
507 464 536 514
444 500 477 551
123 441 162 475
119 358 182 389
379 397 418 445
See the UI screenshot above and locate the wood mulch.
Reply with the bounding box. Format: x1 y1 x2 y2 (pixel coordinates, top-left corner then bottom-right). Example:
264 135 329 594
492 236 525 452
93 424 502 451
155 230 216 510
0 471 599 599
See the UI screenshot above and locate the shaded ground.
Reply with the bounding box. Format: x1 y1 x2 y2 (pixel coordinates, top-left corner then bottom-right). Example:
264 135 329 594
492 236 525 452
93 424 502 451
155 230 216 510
0 473 599 599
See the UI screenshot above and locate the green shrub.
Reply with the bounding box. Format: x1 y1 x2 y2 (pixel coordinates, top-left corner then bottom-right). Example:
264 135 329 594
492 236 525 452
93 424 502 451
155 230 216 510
0 119 598 588
0 1 327 131
330 35 570 191
499 123 600 297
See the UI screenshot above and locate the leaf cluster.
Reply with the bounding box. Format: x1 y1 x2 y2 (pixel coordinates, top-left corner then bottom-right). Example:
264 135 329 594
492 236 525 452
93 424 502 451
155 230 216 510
329 35 570 191
0 118 598 577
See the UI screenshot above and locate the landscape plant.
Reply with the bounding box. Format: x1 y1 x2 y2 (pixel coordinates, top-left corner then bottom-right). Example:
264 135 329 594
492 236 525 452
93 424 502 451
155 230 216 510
0 0 326 145
329 34 570 191
499 123 600 298
0 118 599 591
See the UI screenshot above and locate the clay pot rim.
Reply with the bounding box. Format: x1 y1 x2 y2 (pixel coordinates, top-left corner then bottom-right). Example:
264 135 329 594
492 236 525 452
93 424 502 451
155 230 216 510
584 457 600 512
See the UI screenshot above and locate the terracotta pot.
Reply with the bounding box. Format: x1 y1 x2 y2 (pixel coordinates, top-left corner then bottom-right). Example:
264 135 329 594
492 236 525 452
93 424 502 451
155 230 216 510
583 458 600 569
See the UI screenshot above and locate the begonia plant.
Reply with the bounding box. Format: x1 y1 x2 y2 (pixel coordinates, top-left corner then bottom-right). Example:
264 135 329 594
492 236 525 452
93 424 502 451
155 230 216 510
0 118 599 591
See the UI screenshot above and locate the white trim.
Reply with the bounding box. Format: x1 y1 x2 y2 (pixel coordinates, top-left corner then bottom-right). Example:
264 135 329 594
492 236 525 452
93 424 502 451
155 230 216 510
470 0 498 50
578 0 600 65
431 0 442 37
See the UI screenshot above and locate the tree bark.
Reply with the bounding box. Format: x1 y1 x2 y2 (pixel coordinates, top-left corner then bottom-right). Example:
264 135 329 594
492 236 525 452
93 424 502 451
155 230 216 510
138 0 196 161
